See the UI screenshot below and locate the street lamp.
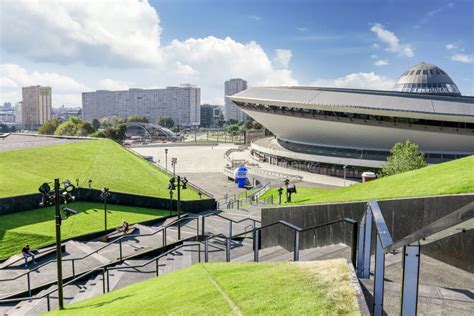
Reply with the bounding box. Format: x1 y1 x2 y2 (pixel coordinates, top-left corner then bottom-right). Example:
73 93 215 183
165 148 168 171
100 187 111 233
171 157 177 176
88 179 92 188
168 175 188 239
38 179 77 310
277 187 284 204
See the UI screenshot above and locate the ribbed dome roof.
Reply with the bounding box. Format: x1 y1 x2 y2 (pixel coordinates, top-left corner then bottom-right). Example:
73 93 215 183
393 62 461 96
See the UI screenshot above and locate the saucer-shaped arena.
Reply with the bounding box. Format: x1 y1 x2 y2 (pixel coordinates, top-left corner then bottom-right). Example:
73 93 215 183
229 64 473 178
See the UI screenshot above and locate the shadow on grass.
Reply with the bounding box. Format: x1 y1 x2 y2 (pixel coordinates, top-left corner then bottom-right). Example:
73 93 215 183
65 294 135 311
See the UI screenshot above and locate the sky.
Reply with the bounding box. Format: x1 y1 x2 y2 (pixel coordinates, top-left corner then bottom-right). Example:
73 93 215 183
0 0 473 107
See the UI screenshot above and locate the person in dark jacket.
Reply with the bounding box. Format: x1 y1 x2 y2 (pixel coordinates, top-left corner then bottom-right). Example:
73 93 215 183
22 245 36 267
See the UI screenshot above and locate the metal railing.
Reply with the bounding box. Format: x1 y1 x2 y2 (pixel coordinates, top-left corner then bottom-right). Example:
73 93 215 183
0 242 202 312
0 215 200 296
356 200 474 316
202 218 358 266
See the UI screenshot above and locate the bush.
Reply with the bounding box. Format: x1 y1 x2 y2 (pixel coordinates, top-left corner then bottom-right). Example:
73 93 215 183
38 118 61 135
380 140 427 177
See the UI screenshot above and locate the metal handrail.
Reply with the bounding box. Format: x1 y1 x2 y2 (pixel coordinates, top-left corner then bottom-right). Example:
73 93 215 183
356 200 474 316
203 218 358 264
0 242 202 311
0 215 201 300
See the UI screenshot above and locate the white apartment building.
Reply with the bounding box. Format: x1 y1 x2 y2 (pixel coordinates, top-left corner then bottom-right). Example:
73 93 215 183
224 78 247 122
82 85 200 127
21 86 52 130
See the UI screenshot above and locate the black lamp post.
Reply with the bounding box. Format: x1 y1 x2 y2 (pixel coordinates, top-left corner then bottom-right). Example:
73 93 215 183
284 179 290 203
165 148 168 171
277 187 284 204
100 187 111 233
38 179 77 310
168 175 188 239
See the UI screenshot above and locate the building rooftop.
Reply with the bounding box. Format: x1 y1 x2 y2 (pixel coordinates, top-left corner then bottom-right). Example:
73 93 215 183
393 62 461 96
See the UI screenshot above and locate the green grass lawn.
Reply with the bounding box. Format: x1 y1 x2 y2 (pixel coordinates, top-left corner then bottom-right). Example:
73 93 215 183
0 202 170 260
48 260 359 315
260 155 474 205
0 139 201 199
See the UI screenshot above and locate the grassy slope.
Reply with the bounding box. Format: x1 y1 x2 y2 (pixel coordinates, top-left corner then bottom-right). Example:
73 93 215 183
0 139 200 199
49 260 359 315
0 202 169 260
261 155 474 205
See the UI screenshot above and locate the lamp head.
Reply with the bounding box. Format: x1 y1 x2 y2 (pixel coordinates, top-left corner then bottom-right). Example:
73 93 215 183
39 183 51 194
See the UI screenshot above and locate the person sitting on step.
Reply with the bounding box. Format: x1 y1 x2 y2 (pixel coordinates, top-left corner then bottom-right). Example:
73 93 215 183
22 245 36 268
120 220 130 235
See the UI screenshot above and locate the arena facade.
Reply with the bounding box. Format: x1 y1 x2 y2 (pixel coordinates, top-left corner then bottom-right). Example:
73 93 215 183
229 63 474 178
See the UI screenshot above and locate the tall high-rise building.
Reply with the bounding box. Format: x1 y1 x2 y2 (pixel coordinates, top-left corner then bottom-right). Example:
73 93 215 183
21 86 52 130
82 85 200 127
225 78 247 122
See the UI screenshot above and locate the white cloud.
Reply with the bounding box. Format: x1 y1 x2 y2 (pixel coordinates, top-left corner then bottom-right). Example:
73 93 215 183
0 0 163 67
451 54 474 64
374 59 389 66
311 72 395 91
273 49 293 69
370 23 414 57
372 43 380 49
248 15 261 21
0 1 298 105
0 64 89 106
370 54 378 59
98 79 130 91
296 27 308 32
446 43 457 50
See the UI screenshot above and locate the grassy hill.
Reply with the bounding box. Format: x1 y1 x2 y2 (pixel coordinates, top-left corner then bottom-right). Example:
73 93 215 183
0 202 169 260
48 260 359 315
0 139 201 199
261 155 474 205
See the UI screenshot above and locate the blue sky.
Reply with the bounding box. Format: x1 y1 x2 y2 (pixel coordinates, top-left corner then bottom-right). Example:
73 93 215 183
0 0 473 106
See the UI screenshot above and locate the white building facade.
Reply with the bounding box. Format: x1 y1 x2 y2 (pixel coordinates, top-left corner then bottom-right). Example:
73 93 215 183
225 78 247 122
229 63 474 176
82 85 201 127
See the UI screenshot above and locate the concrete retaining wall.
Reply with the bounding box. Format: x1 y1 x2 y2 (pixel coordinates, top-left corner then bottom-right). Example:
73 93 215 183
0 188 217 216
261 194 474 272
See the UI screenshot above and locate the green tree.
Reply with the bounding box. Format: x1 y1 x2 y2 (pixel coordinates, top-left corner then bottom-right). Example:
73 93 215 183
226 119 238 126
380 140 427 177
100 118 111 128
38 118 61 135
226 124 240 136
127 115 149 123
76 121 96 136
157 116 174 128
111 116 126 126
90 125 126 143
54 121 78 136
252 121 263 130
91 118 101 130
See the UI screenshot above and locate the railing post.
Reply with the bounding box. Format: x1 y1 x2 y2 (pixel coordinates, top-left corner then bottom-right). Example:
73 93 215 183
156 259 159 276
162 229 165 247
197 244 201 263
254 230 259 262
228 221 233 239
196 218 200 238
356 215 366 277
102 268 106 293
119 239 123 261
226 237 231 262
360 208 373 279
351 221 358 269
27 272 31 297
47 294 51 311
201 216 206 237
400 243 420 316
205 239 209 262
373 236 385 316
164 228 167 246
72 259 75 278
294 230 300 261
106 268 110 292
